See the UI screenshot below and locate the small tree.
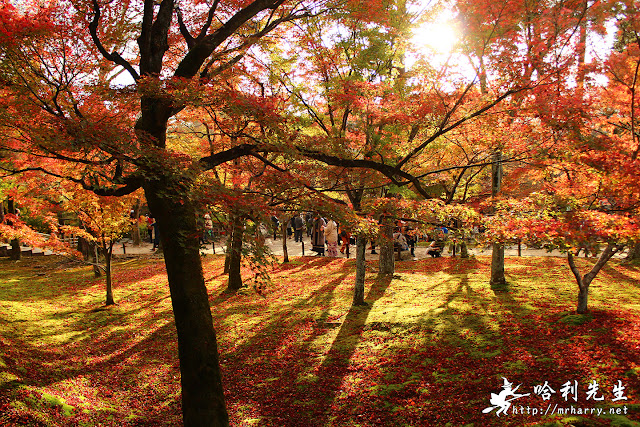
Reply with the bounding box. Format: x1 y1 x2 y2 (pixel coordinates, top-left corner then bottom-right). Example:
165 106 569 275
485 196 640 314
62 191 136 306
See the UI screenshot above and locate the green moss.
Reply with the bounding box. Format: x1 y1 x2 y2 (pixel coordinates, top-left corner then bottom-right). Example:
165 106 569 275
469 348 502 359
624 367 640 378
503 359 528 372
602 415 640 427
41 392 75 417
558 313 594 325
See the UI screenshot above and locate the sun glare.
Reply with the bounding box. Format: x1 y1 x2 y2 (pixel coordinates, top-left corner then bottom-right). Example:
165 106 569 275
411 19 459 55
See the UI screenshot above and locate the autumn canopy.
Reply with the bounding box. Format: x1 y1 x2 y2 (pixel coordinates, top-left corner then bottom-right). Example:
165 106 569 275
0 0 638 425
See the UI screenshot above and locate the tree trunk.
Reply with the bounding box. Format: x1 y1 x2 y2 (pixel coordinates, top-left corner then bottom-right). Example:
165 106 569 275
490 242 506 290
131 199 142 246
7 199 20 261
223 233 232 274
77 236 90 260
281 221 289 263
227 214 243 292
145 181 229 427
10 239 20 261
104 244 115 306
626 242 640 260
489 149 505 287
460 241 469 258
577 286 589 314
353 236 367 306
378 217 394 276
93 242 102 278
568 245 621 314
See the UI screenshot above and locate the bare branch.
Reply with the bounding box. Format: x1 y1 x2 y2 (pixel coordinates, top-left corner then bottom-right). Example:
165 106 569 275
89 0 140 80
196 0 221 41
176 6 196 49
397 86 529 169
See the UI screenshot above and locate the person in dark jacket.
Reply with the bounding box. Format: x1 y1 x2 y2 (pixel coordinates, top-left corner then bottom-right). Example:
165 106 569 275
293 213 305 242
311 214 326 255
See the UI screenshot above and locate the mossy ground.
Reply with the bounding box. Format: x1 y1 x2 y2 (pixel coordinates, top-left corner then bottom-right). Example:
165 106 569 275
0 254 639 426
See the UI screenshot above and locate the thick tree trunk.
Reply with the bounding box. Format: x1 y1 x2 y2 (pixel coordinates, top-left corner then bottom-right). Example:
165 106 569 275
227 214 243 292
10 239 20 261
281 221 289 263
145 181 228 427
77 236 90 260
460 241 469 258
104 245 114 306
378 217 394 276
490 242 506 290
353 236 367 306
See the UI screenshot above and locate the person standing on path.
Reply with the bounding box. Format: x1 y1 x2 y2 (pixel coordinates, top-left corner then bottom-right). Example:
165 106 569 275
311 214 326 255
151 218 160 251
293 213 305 242
203 213 213 243
324 219 339 257
339 226 351 254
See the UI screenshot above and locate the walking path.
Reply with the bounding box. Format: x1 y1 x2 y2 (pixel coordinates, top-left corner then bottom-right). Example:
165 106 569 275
111 235 573 260
4 236 626 261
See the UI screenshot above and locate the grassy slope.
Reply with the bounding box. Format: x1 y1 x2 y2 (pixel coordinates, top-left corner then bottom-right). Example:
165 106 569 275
0 254 638 426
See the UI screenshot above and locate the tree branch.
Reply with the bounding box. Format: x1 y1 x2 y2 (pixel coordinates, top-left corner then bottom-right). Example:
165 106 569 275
174 0 287 79
396 86 530 168
176 6 196 49
0 166 142 197
295 147 433 199
89 0 140 80
198 143 260 169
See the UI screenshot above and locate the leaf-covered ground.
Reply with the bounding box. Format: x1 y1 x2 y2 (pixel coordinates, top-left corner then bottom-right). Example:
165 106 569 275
0 254 639 426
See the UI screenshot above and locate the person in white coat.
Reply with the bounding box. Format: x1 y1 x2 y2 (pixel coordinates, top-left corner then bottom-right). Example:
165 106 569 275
324 219 339 257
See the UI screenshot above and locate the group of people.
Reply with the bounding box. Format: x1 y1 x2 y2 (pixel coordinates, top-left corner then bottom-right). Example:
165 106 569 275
392 222 417 258
309 214 350 257
211 211 458 259
133 210 454 259
272 213 351 257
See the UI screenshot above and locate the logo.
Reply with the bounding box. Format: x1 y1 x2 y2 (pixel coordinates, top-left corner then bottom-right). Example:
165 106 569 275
483 377 530 416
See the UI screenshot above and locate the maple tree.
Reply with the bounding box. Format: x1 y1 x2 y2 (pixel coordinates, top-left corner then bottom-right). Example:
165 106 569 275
0 0 341 424
60 189 137 305
598 2 640 260
484 195 639 313
487 0 640 313
269 3 414 281
1 0 639 426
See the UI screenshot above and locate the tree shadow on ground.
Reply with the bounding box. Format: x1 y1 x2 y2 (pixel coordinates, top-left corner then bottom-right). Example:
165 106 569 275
307 275 394 423
271 256 351 276
0 260 181 427
214 264 390 426
0 257 165 302
600 263 640 288
0 318 182 426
